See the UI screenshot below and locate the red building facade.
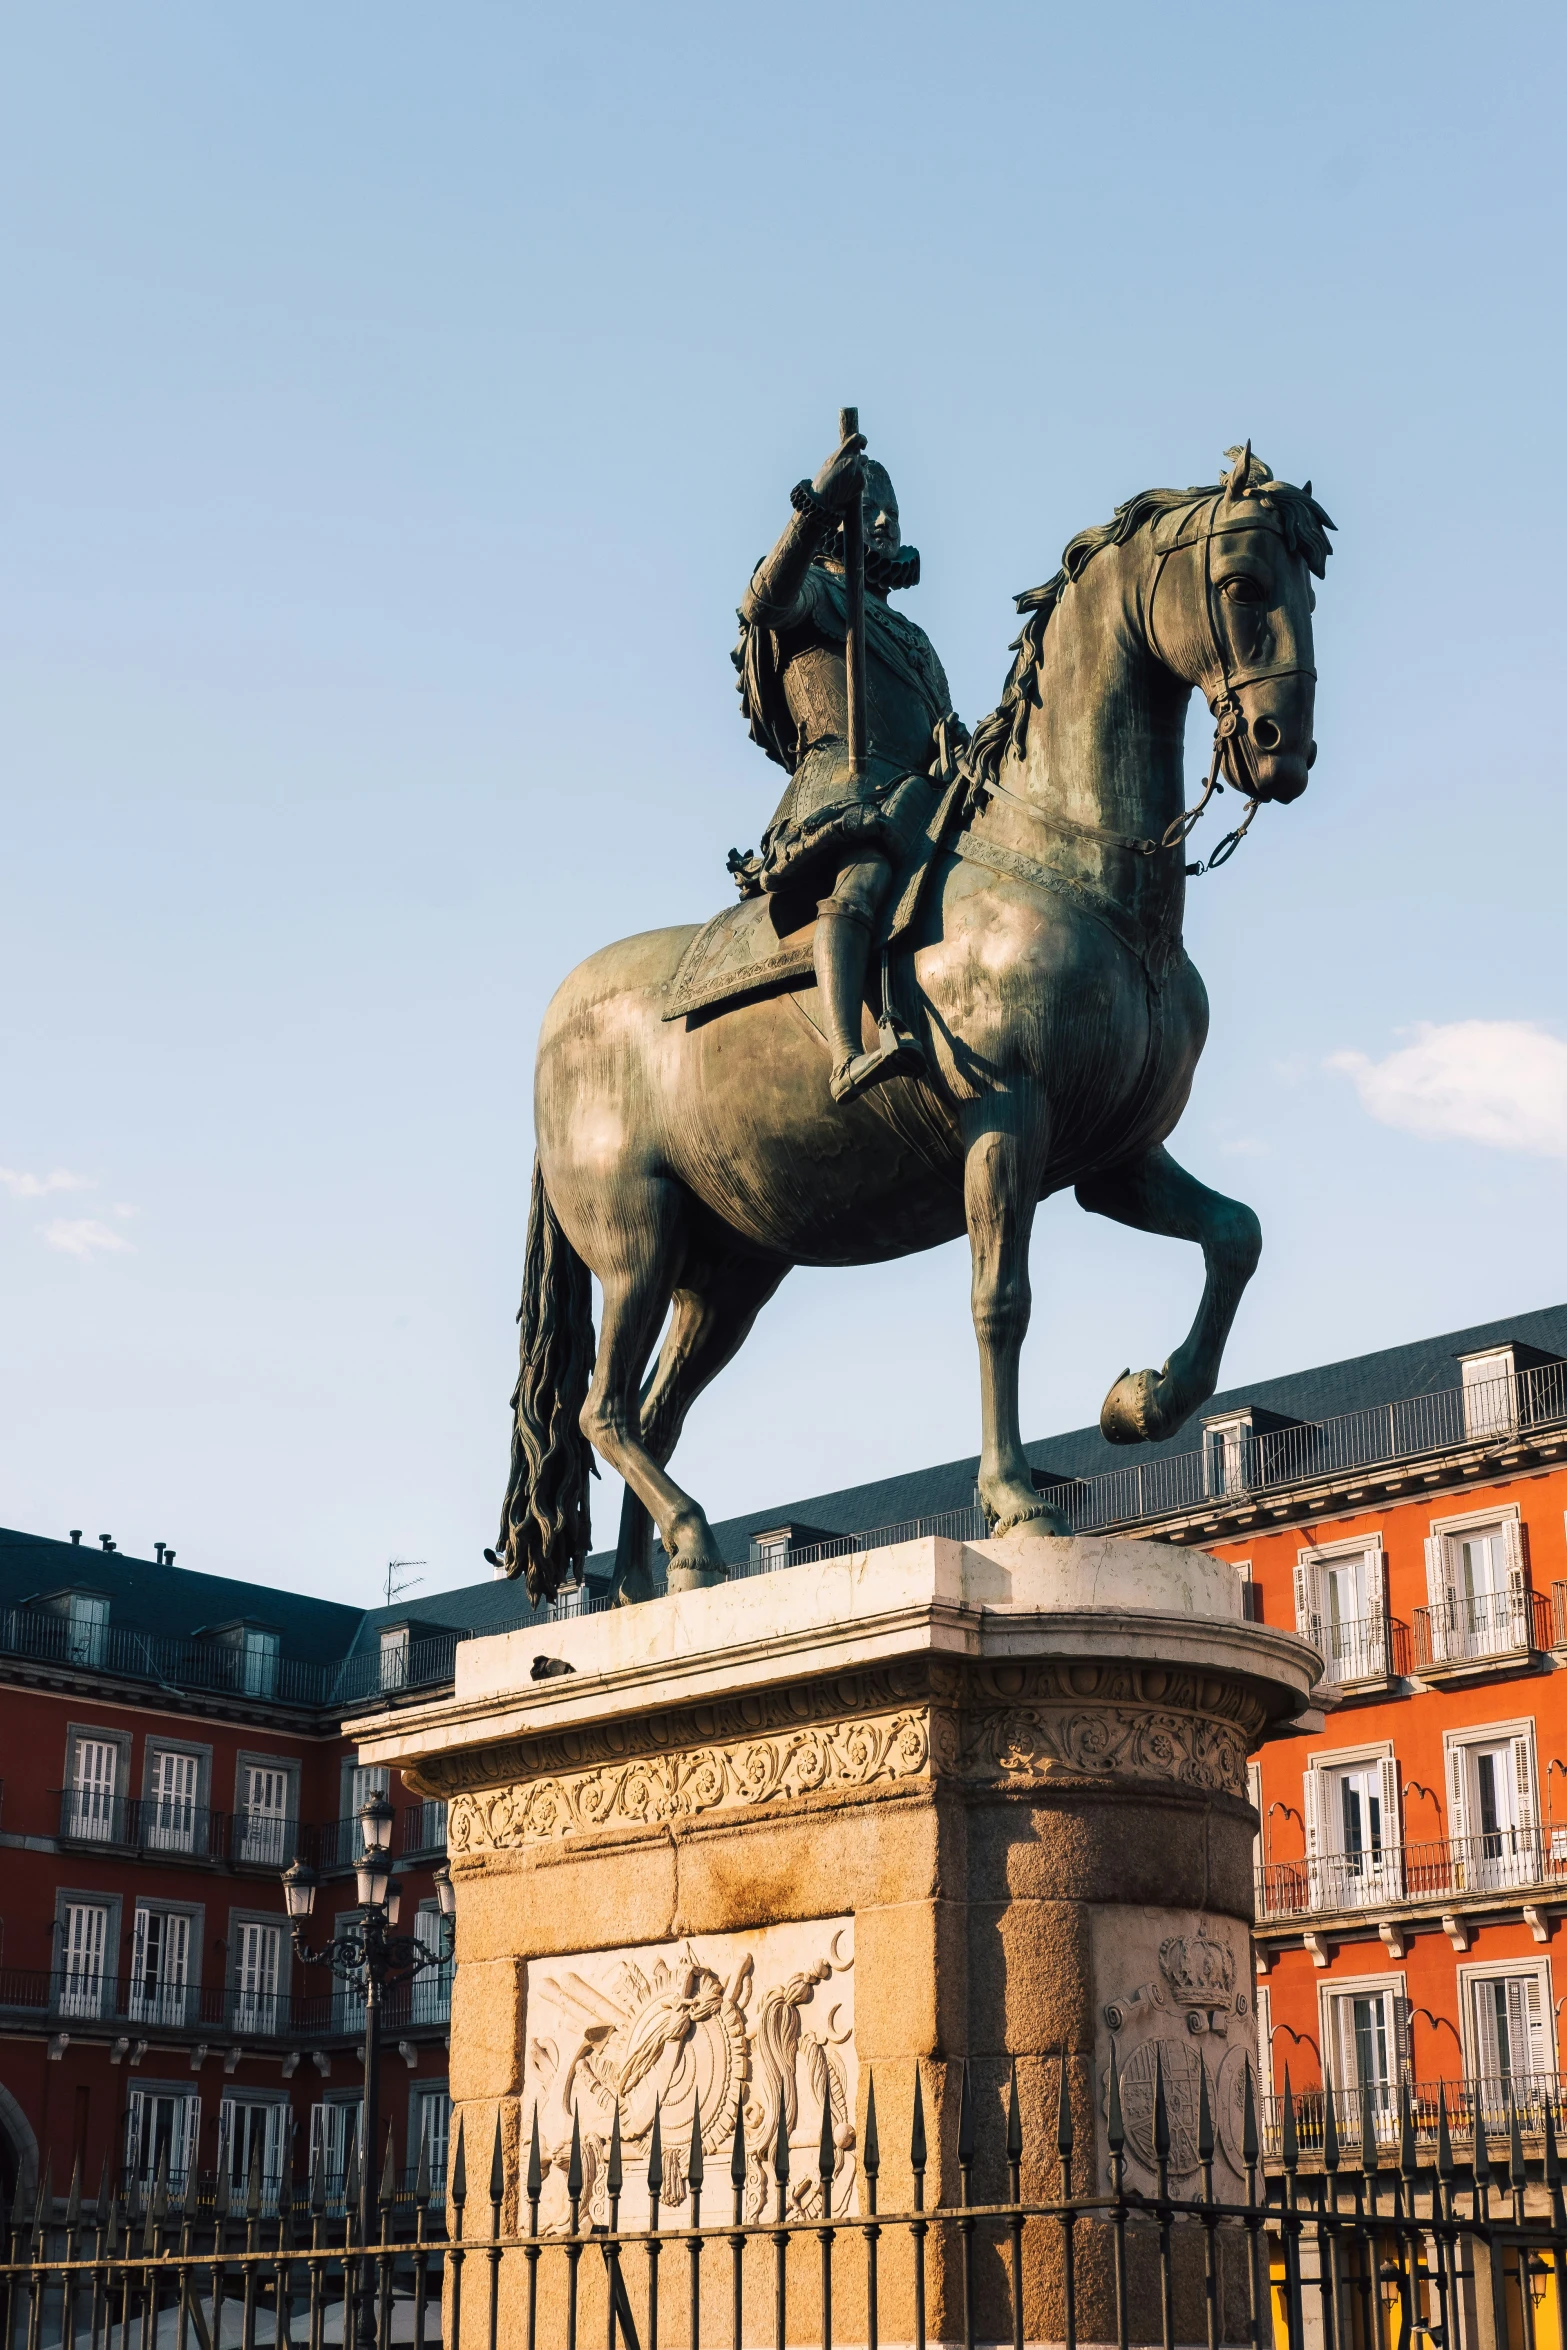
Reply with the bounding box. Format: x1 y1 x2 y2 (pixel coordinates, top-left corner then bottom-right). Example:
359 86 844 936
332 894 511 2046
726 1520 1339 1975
0 1532 547 2211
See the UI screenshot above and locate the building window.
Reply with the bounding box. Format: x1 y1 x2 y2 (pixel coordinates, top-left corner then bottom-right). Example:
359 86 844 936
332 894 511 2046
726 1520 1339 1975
311 2098 360 2199
231 1920 284 2034
409 1903 452 2026
332 1914 367 2032
125 2088 201 2191
145 1748 204 1853
1326 1985 1403 2118
65 1593 109 1667
1203 1417 1252 1499
1295 1545 1389 1682
1461 1351 1518 1440
129 1906 194 2028
1467 1971 1549 2093
241 1630 280 1698
1446 1723 1540 1891
58 1902 110 2019
412 2084 450 2187
379 1628 410 1692
235 1764 295 1869
1305 1748 1401 1910
1255 1984 1274 2105
65 1736 121 1841
219 2096 289 2199
1424 1514 1529 1662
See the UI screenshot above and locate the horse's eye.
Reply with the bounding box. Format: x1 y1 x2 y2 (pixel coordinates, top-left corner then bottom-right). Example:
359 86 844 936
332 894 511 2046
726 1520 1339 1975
1221 575 1268 606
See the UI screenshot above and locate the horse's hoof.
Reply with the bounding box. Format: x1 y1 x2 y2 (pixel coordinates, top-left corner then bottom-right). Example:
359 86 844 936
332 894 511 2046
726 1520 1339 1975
990 1500 1070 1539
1101 1367 1161 1445
666 1554 729 1594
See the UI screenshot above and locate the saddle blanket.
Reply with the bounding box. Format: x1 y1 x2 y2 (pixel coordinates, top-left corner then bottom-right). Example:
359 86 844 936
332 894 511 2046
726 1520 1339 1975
661 774 965 1023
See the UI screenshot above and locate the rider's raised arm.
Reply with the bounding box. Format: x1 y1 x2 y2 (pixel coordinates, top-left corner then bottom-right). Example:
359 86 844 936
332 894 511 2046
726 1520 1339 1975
739 493 837 629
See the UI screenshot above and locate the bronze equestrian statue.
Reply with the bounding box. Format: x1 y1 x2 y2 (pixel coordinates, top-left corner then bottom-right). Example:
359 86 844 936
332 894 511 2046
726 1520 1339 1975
490 431 1335 1603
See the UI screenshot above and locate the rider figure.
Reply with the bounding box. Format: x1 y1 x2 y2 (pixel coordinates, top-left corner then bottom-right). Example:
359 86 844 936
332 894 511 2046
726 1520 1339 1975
732 429 960 1103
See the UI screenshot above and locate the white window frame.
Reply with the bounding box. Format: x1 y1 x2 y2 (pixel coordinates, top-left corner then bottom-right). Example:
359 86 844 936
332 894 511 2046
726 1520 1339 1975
1423 1503 1530 1664
1202 1414 1253 1499
143 1740 210 1854
227 1909 290 2034
378 1626 411 1692
1305 1739 1402 1911
1317 1968 1408 2136
311 2095 362 2201
1456 1956 1555 2095
128 1900 203 2028
218 2092 291 2200
409 2081 450 2187
1254 1983 1274 2105
233 1753 300 1869
1295 1538 1390 1684
63 1725 131 1842
56 1893 117 2020
125 2085 202 2190
1460 1349 1519 1440
1443 1717 1541 1893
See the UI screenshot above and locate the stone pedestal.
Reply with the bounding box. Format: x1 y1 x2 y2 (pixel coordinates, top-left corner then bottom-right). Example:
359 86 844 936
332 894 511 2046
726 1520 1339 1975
358 1532 1318 2347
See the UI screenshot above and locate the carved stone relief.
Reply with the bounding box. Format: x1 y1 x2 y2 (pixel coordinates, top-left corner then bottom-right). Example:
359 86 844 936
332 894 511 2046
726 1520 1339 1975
519 1918 856 2229
435 1657 1260 1851
1091 1906 1257 2186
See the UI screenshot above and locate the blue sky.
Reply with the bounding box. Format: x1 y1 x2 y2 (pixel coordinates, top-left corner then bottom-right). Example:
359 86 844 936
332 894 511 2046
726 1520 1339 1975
1 1 1564 1607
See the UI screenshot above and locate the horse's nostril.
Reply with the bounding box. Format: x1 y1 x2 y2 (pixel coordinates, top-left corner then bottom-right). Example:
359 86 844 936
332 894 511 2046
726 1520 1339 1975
1251 716 1282 752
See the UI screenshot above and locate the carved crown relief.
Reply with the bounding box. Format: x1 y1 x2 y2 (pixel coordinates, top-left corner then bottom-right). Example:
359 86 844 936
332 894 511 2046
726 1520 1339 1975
1096 1909 1256 2186
435 1657 1260 1852
521 1920 856 2230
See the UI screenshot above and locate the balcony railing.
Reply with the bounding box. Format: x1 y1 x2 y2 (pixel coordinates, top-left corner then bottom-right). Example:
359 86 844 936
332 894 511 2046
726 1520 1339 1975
1257 1827 1567 1919
400 1800 448 1858
1262 2073 1566 2157
1297 1609 1411 1685
1414 1586 1550 1669
55 1790 228 1860
0 1967 451 2038
230 1808 302 1870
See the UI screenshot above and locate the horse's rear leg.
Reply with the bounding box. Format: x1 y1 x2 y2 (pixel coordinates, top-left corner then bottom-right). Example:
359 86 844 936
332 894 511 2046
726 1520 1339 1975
1077 1142 1263 1445
963 1101 1066 1537
611 1245 791 1603
580 1182 729 1587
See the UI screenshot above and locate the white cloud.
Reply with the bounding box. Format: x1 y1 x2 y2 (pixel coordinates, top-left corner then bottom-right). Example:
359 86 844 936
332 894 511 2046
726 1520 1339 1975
1328 1021 1567 1158
40 1218 134 1261
0 1166 92 1199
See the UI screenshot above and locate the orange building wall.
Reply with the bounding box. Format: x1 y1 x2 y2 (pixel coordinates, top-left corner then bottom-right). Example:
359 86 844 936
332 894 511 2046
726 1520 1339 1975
1208 1458 1567 2100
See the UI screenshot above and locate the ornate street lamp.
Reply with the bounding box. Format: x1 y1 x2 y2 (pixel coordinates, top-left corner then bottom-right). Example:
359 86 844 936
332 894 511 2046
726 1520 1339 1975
282 1795 454 2348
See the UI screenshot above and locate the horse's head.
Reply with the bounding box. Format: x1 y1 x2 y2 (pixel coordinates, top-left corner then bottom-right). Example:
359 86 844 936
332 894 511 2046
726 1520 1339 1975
1150 446 1335 805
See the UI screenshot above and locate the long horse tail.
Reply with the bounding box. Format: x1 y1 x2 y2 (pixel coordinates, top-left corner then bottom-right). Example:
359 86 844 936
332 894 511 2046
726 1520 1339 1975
493 1158 597 1600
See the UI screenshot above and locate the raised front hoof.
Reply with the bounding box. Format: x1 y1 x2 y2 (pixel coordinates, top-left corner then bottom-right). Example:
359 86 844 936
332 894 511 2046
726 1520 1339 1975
1100 1365 1182 1446
666 1557 729 1594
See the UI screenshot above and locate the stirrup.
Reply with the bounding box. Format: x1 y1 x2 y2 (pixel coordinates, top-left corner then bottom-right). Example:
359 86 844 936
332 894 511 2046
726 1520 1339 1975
829 1028 927 1104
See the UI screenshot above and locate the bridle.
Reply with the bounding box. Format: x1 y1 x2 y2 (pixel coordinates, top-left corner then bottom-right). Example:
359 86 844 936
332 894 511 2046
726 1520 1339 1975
959 489 1316 878
1143 492 1317 875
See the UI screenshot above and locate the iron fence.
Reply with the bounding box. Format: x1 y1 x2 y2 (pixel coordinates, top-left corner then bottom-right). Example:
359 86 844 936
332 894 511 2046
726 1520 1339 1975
11 2061 1567 2350
1293 1611 1411 1687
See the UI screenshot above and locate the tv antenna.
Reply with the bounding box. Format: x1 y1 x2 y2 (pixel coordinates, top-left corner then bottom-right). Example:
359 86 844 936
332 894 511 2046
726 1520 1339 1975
384 1558 426 1606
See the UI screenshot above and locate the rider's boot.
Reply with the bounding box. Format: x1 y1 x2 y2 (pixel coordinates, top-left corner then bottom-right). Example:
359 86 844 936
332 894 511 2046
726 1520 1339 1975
815 899 926 1104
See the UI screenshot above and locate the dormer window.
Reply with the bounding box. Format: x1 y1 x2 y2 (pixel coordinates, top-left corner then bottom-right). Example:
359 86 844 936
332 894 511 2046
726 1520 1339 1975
380 1626 411 1692
28 1587 111 1667
1456 1341 1564 1440
746 1522 833 1571
198 1618 282 1698
1202 1414 1254 1499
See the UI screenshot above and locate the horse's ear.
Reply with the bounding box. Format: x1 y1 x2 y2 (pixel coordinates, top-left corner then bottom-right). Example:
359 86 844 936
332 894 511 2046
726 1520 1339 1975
1225 440 1254 499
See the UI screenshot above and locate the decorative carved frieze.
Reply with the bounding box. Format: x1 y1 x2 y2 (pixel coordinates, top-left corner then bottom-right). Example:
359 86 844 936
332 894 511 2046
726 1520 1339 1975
438 1652 1258 1850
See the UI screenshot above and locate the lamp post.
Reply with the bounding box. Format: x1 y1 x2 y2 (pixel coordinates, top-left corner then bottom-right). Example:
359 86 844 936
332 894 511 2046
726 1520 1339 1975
283 1796 456 2350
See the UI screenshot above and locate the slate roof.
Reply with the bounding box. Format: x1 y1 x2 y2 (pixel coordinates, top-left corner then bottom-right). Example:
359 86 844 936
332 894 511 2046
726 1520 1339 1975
4 1301 1561 1653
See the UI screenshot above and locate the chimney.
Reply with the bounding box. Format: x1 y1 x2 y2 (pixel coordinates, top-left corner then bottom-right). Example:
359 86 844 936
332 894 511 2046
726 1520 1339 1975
99 1534 116 1553
154 1544 166 1565
164 1549 176 1567
69 1529 82 1546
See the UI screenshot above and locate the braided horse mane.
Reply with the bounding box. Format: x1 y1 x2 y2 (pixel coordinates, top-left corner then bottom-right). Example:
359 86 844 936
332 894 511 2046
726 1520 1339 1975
963 447 1336 788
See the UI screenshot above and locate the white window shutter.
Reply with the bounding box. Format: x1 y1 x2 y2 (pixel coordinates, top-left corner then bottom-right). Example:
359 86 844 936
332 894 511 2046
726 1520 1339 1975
1447 1741 1469 1854
1304 1766 1324 1858
1293 1559 1312 1634
1472 1980 1501 2081
1504 1517 1527 1591
131 1906 149 1984
1392 1989 1410 2083
1378 1755 1403 1857
1525 1974 1547 2075
1365 1546 1387 1613
1424 1535 1449 1606
1512 1733 1538 1827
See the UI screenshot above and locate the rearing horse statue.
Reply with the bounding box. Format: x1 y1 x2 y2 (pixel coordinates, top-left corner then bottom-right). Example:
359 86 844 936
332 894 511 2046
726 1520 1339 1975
494 446 1335 1600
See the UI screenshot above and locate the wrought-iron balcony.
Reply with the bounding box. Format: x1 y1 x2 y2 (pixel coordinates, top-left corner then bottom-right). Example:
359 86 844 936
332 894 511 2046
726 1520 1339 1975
1413 1587 1550 1672
0 1964 452 2039
399 1800 448 1859
1262 2072 1566 2161
54 1789 228 1861
1257 1827 1567 1921
1297 1609 1412 1688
